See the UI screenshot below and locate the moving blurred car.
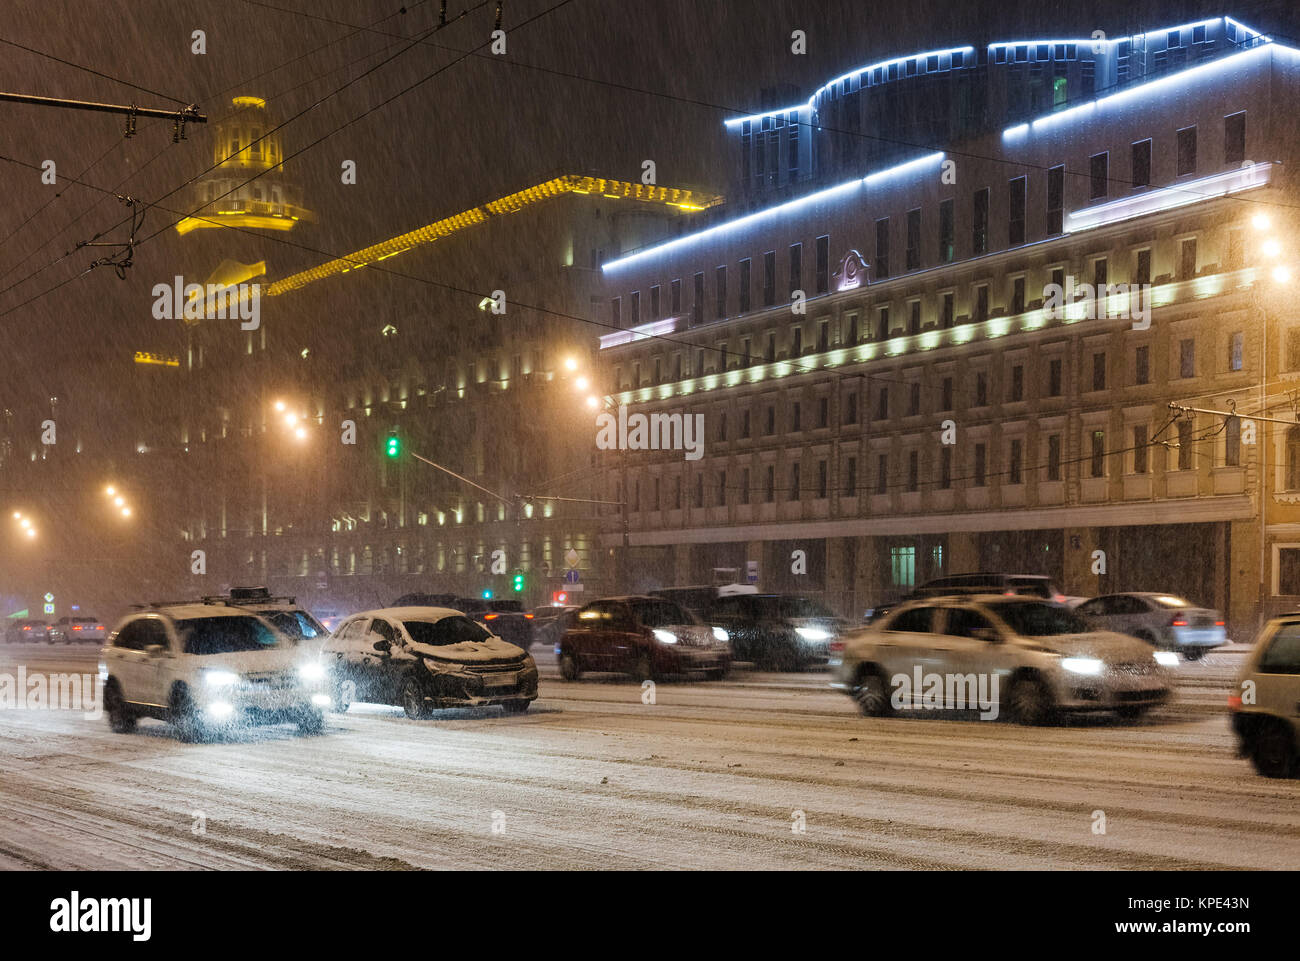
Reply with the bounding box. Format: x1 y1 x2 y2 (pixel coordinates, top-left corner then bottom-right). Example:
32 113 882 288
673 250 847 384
650 583 757 617
49 616 106 645
558 595 731 681
323 606 537 718
99 605 328 741
831 595 1174 724
1075 592 1226 660
531 604 579 648
1230 614 1300 777
867 572 1068 624
704 593 847 670
392 593 535 652
5 619 49 643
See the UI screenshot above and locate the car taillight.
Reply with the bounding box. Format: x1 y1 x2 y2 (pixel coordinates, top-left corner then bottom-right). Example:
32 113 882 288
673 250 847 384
524 613 534 619
484 613 499 620
1228 693 1243 710
829 641 845 653
73 625 82 631
1215 621 1225 627
1003 590 1015 596
1171 617 1188 627
1054 594 1066 602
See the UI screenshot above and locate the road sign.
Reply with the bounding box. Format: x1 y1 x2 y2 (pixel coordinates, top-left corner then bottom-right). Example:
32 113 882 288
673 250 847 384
564 569 581 585
564 548 580 568
43 603 54 615
746 560 759 585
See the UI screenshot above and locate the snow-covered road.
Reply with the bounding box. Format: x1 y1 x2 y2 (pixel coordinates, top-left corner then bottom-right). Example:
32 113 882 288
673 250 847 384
0 644 1295 869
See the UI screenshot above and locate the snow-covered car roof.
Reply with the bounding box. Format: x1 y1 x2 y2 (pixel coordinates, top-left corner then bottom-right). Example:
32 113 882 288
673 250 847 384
347 606 472 622
135 604 270 621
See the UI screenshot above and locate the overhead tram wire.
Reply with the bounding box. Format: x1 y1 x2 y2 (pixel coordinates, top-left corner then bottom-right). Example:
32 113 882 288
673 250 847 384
0 1 440 281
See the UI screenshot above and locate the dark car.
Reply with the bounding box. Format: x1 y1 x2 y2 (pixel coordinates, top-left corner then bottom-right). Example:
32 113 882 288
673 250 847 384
5 619 49 643
650 585 757 618
49 616 107 645
868 573 1066 623
705 593 846 670
532 604 579 648
557 595 731 682
392 593 535 652
323 606 537 719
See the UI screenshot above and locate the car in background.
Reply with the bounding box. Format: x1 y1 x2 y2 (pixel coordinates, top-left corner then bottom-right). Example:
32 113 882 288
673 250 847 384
5 619 49 643
1230 614 1300 777
392 593 536 652
1075 592 1226 660
99 605 329 741
831 595 1174 724
704 593 847 670
866 572 1069 625
49 616 107 645
532 604 579 648
323 606 537 718
557 595 731 681
650 583 757 618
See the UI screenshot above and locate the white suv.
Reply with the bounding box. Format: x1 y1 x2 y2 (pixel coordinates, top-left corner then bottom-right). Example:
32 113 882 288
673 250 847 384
99 605 330 741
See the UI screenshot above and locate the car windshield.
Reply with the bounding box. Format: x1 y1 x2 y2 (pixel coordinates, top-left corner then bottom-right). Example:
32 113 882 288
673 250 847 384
987 601 1087 637
1149 595 1193 609
179 616 282 655
259 609 327 640
1007 578 1053 598
72 617 99 625
777 597 836 619
629 599 694 627
490 600 524 613
456 599 488 613
403 616 492 646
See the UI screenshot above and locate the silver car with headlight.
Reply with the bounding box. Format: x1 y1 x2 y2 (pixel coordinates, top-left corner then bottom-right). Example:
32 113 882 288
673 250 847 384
830 595 1174 724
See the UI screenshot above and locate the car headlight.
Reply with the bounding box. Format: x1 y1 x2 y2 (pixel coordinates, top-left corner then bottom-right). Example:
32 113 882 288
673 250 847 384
712 626 728 642
1153 651 1179 667
1061 657 1103 676
653 629 678 644
203 669 239 688
795 627 831 642
298 661 326 683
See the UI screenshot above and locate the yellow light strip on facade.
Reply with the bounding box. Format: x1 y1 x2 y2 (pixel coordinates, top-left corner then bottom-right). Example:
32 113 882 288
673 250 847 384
266 175 722 297
133 351 181 367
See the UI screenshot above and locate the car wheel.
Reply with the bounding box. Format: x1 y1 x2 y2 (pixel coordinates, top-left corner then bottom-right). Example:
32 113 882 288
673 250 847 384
104 681 137 734
1116 704 1151 721
1134 630 1156 645
501 699 530 715
1250 720 1297 778
297 708 325 735
400 676 430 720
331 680 353 714
853 669 892 717
558 653 581 681
170 686 205 743
632 653 655 683
1008 676 1055 726
1182 647 1206 662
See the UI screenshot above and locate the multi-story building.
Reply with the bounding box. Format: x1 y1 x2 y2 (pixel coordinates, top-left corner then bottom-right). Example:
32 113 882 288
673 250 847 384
597 16 1300 633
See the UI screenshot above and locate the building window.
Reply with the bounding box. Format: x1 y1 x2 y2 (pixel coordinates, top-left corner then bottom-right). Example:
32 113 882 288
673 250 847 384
1229 331 1244 371
1131 139 1152 187
940 447 952 489
908 300 921 335
847 313 859 344
1176 125 1197 176
877 305 891 340
1092 352 1106 391
1178 420 1193 471
715 265 727 320
845 393 858 425
762 251 776 306
1225 112 1246 166
740 467 750 505
717 471 727 506
1046 165 1064 234
1010 364 1024 402
611 296 621 327
941 377 953 411
1288 429 1300 490
788 243 802 296
694 473 704 508
765 405 775 435
974 284 989 322
975 371 988 407
876 454 888 495
1179 338 1195 378
789 463 801 501
1090 430 1106 477
1008 177 1026 246
1011 276 1025 314
906 208 921 270
817 460 828 498
1180 238 1197 279
818 319 829 352
1134 424 1148 473
792 326 802 357
890 546 915 590
815 235 830 294
630 291 640 326
1047 435 1061 481
875 218 890 278
742 409 751 438
941 292 954 328
738 259 751 313
818 396 829 428
1089 152 1108 199
938 198 954 262
1135 345 1150 385
844 456 857 495
1048 358 1062 396
1226 416 1241 467
909 382 921 417
972 187 989 256
765 465 775 502
1135 248 1152 286
791 401 801 432
692 272 704 325
670 278 681 315
876 386 889 420
907 451 919 492
1009 438 1023 484
766 333 776 362
974 443 987 486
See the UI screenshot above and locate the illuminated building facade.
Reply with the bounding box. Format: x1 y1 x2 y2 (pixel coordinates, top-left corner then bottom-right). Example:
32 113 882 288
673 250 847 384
598 17 1300 632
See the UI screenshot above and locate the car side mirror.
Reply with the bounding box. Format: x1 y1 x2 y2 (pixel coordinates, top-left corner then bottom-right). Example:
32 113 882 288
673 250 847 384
145 643 167 657
372 638 392 653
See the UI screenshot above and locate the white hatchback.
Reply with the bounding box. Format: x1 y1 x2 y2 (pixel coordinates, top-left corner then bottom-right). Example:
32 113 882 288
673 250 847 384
99 605 330 741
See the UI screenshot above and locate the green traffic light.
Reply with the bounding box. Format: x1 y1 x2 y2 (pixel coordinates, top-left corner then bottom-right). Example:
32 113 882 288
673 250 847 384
385 433 401 458
512 574 524 592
